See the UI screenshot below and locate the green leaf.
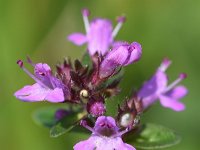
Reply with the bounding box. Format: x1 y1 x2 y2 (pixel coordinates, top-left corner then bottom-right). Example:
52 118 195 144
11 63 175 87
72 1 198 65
127 123 181 149
81 52 93 70
32 106 62 128
50 111 85 138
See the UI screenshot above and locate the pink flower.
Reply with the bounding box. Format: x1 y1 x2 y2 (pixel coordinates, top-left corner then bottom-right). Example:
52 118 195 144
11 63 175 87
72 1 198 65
74 116 136 150
68 8 126 56
138 58 188 111
14 59 68 103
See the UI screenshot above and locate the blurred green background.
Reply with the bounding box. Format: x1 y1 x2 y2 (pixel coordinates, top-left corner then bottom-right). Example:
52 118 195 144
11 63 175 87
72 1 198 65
0 0 199 149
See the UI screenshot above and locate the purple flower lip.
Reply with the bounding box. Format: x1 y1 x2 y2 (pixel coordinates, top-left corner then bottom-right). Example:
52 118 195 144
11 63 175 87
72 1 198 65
74 116 136 150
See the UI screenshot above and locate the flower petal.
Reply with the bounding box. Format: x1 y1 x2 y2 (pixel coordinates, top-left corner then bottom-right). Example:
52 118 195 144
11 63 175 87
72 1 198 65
124 42 142 65
165 85 188 100
95 137 135 150
159 95 185 111
99 45 129 78
73 137 95 150
45 88 65 103
68 33 87 46
138 70 167 109
14 83 50 102
34 63 52 86
87 19 113 55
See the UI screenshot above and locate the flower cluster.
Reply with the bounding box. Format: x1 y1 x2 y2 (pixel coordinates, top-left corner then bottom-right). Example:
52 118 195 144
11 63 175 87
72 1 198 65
14 8 188 150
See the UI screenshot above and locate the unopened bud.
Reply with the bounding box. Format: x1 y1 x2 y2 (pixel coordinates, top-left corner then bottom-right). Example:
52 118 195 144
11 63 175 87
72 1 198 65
87 100 106 117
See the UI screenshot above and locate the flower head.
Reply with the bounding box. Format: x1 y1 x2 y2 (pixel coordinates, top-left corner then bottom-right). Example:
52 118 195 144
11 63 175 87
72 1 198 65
138 58 188 111
74 116 136 150
14 59 68 103
68 8 126 56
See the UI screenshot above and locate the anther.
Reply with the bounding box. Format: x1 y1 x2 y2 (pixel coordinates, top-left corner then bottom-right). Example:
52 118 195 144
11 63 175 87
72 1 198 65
82 8 90 17
17 60 23 68
112 15 126 38
117 16 126 23
159 57 172 72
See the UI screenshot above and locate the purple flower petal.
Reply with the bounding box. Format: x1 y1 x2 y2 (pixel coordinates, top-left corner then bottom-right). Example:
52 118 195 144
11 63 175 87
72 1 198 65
14 83 65 103
74 116 136 150
124 42 142 65
68 33 87 46
159 95 185 111
74 136 135 150
138 70 168 109
74 137 96 150
14 83 50 102
87 19 113 55
34 63 51 75
94 116 119 131
165 85 188 100
45 88 65 102
99 45 129 78
34 63 52 86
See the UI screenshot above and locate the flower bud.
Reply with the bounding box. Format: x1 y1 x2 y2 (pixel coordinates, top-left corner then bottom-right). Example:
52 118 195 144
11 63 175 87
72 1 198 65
117 96 142 128
99 42 142 78
87 100 106 117
55 109 70 120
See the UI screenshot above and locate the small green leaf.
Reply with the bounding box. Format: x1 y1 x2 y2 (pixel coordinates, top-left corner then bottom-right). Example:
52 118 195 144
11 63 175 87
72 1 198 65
32 106 62 128
127 123 181 149
81 52 93 69
50 111 85 138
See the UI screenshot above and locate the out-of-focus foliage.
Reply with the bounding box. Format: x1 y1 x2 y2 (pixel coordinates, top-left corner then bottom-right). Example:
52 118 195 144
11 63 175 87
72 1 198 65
0 0 199 150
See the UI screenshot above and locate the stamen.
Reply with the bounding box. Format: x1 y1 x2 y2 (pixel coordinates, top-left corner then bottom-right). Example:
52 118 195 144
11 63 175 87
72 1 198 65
26 56 35 67
158 58 172 72
164 73 187 93
82 8 90 34
112 16 126 38
17 60 49 89
80 120 101 136
111 127 130 138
